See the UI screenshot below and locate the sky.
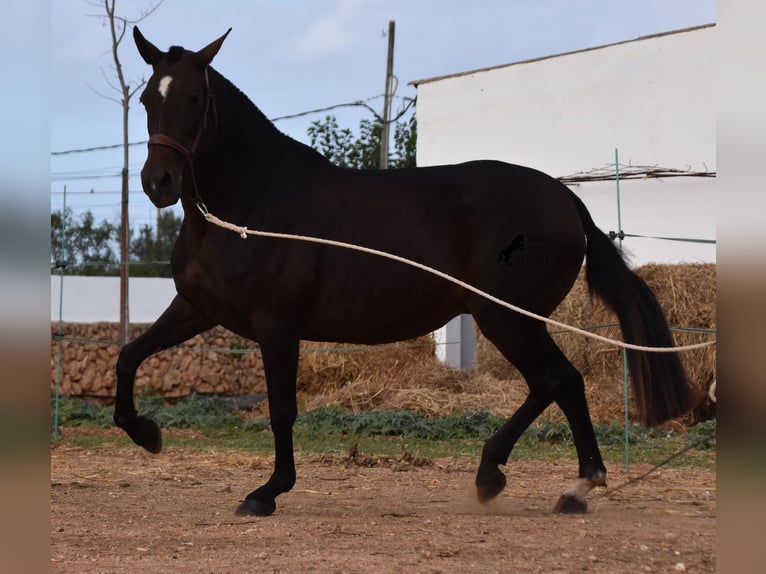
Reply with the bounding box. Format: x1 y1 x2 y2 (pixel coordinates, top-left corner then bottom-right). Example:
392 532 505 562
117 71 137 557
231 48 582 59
51 0 716 230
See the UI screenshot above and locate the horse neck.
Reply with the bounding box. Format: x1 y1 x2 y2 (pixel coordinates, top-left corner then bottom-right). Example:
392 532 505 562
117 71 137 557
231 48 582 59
206 69 326 168
184 69 332 218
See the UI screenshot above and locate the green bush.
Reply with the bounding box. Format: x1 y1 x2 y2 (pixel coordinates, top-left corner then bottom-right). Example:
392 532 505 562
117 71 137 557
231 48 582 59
523 421 573 445
53 396 113 427
52 394 242 431
296 406 503 441
686 419 716 449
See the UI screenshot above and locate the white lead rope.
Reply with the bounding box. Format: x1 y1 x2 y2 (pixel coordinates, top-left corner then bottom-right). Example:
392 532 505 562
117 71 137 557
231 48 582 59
198 203 716 353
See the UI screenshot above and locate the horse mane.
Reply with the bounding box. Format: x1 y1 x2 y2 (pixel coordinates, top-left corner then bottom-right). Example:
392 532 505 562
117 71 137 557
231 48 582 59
167 46 185 63
208 67 330 165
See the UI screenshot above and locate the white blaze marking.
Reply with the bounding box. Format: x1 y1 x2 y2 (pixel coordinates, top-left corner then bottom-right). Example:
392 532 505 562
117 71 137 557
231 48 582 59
158 75 173 101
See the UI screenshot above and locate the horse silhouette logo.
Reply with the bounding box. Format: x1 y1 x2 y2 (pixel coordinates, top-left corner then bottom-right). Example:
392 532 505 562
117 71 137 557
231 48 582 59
497 234 525 265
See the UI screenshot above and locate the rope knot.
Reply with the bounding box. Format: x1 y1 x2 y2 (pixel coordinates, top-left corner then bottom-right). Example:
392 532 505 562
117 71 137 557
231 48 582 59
239 226 248 239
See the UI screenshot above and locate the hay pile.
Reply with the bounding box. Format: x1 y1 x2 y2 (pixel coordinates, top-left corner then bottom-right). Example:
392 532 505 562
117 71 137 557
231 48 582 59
297 339 528 416
300 263 716 428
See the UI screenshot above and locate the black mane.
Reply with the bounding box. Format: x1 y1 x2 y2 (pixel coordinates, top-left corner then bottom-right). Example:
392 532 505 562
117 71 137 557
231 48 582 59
208 68 329 164
167 46 185 63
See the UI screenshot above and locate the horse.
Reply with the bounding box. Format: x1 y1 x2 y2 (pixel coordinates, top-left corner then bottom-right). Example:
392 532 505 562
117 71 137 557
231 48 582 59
117 27 693 517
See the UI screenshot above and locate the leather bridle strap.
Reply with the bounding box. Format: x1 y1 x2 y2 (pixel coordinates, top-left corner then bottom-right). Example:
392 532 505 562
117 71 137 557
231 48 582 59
147 133 192 157
147 67 215 160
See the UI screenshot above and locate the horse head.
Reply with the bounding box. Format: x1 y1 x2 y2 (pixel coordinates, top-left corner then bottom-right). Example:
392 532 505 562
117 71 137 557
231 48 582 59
134 26 231 207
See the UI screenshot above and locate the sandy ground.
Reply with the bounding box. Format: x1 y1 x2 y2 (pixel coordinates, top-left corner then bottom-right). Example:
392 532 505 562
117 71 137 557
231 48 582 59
51 433 716 573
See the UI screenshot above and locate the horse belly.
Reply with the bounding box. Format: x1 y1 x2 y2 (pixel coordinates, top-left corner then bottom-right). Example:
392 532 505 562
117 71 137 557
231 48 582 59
303 268 465 345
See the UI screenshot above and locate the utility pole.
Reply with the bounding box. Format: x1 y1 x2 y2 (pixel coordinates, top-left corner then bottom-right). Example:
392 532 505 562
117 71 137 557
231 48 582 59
379 20 395 169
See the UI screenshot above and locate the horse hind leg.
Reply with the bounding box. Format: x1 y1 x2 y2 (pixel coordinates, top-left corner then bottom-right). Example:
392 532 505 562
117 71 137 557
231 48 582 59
472 315 555 502
548 349 607 513
472 315 606 513
475 390 553 502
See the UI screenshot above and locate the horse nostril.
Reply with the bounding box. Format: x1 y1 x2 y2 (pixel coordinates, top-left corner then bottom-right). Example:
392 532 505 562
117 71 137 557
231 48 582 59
152 170 175 192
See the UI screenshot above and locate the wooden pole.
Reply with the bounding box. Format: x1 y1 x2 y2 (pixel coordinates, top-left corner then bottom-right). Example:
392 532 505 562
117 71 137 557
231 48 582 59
379 20 395 169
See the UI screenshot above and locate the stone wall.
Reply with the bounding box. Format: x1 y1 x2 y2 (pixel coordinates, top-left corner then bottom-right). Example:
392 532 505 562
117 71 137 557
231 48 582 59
51 323 265 400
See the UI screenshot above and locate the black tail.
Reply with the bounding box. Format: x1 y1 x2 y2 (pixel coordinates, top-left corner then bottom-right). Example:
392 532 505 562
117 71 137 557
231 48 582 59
567 190 693 426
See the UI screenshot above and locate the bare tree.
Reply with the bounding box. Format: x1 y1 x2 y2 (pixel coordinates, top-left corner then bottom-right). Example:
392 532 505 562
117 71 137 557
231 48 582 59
88 0 164 344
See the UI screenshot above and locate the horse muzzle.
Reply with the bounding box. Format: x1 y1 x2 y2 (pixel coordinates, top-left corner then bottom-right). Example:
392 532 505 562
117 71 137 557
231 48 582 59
141 164 183 207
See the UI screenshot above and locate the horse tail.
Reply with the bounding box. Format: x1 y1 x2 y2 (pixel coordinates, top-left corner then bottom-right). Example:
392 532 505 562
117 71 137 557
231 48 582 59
567 189 694 426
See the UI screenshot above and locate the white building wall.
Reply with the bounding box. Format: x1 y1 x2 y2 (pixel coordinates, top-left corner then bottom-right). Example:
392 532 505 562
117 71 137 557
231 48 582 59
414 25 716 366
415 24 715 266
51 276 175 322
416 25 715 172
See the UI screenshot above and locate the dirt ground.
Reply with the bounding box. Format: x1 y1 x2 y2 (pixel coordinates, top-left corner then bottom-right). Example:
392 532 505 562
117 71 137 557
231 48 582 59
51 432 716 574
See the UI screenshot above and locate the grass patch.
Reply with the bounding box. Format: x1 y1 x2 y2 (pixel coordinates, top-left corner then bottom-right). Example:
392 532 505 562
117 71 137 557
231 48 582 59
52 396 715 469
296 405 504 440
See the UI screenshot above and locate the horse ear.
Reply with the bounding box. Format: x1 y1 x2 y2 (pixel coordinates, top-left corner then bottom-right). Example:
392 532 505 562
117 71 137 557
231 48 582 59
194 28 232 68
133 26 164 66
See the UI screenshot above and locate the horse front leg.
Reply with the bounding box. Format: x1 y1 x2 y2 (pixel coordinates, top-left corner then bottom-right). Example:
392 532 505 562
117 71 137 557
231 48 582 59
114 294 214 453
236 333 300 516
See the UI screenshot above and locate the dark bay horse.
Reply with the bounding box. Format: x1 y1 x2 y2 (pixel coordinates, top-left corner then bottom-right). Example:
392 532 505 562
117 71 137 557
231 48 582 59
118 27 693 516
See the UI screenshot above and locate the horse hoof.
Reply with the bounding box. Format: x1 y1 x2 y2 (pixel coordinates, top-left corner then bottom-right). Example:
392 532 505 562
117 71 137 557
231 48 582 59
235 497 276 517
132 416 163 454
475 466 507 503
552 494 588 514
